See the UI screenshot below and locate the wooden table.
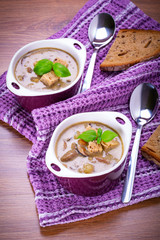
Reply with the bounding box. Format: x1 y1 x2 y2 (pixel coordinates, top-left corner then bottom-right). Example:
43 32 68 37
0 0 160 239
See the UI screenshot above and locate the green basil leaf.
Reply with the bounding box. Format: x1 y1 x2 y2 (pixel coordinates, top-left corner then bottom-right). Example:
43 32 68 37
101 130 118 142
97 136 102 144
97 128 102 137
53 62 71 77
34 59 53 76
78 130 97 142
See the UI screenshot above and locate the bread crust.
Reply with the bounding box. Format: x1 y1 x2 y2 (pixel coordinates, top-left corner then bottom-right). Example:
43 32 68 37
141 125 160 166
100 29 160 71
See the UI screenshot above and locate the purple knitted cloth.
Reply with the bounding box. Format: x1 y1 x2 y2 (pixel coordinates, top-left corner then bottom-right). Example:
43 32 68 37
0 0 160 227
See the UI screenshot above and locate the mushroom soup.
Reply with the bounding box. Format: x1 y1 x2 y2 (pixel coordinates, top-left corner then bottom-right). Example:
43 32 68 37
56 122 123 174
14 48 78 91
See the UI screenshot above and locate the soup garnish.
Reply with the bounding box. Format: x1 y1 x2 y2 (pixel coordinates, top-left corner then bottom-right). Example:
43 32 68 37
78 128 118 144
34 59 71 77
56 122 123 174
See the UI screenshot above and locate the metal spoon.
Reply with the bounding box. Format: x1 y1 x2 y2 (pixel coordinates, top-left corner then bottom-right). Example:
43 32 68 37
122 83 159 203
80 13 115 92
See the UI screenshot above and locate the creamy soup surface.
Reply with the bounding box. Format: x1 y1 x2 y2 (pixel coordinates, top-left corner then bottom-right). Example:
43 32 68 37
56 122 123 174
14 48 78 92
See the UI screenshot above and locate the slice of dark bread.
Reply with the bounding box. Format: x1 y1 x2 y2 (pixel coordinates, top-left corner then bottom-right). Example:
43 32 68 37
100 29 160 71
141 125 160 166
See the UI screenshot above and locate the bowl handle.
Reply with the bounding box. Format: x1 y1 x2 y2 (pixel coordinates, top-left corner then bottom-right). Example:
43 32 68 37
114 112 131 129
114 111 132 129
69 38 86 93
113 111 132 154
45 146 80 178
73 39 86 73
6 77 35 96
6 70 21 94
61 38 86 67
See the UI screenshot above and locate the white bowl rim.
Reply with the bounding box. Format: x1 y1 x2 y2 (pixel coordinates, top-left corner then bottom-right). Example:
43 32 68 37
45 111 132 178
6 38 86 97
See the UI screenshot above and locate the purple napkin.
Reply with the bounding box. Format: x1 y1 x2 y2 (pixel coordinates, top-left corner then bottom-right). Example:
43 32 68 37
0 0 160 227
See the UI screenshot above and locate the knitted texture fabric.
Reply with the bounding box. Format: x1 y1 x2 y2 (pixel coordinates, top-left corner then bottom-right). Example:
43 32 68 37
0 0 160 227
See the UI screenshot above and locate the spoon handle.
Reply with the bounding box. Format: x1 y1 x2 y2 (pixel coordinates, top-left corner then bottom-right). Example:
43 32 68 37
81 48 98 92
122 124 143 203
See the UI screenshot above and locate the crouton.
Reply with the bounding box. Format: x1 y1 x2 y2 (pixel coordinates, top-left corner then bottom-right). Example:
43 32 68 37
102 140 119 152
53 58 68 67
33 61 38 66
85 125 97 133
87 141 103 154
40 71 59 87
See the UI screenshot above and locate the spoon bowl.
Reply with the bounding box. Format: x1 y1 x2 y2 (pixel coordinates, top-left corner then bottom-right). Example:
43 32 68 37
81 13 115 92
89 13 116 49
122 83 159 203
130 83 159 124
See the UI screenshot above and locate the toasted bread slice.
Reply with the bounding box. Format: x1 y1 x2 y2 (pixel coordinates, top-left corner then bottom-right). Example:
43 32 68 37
141 125 160 166
100 29 160 71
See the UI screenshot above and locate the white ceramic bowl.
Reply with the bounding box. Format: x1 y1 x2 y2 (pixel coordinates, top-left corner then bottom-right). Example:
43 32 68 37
46 111 132 196
6 38 86 111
